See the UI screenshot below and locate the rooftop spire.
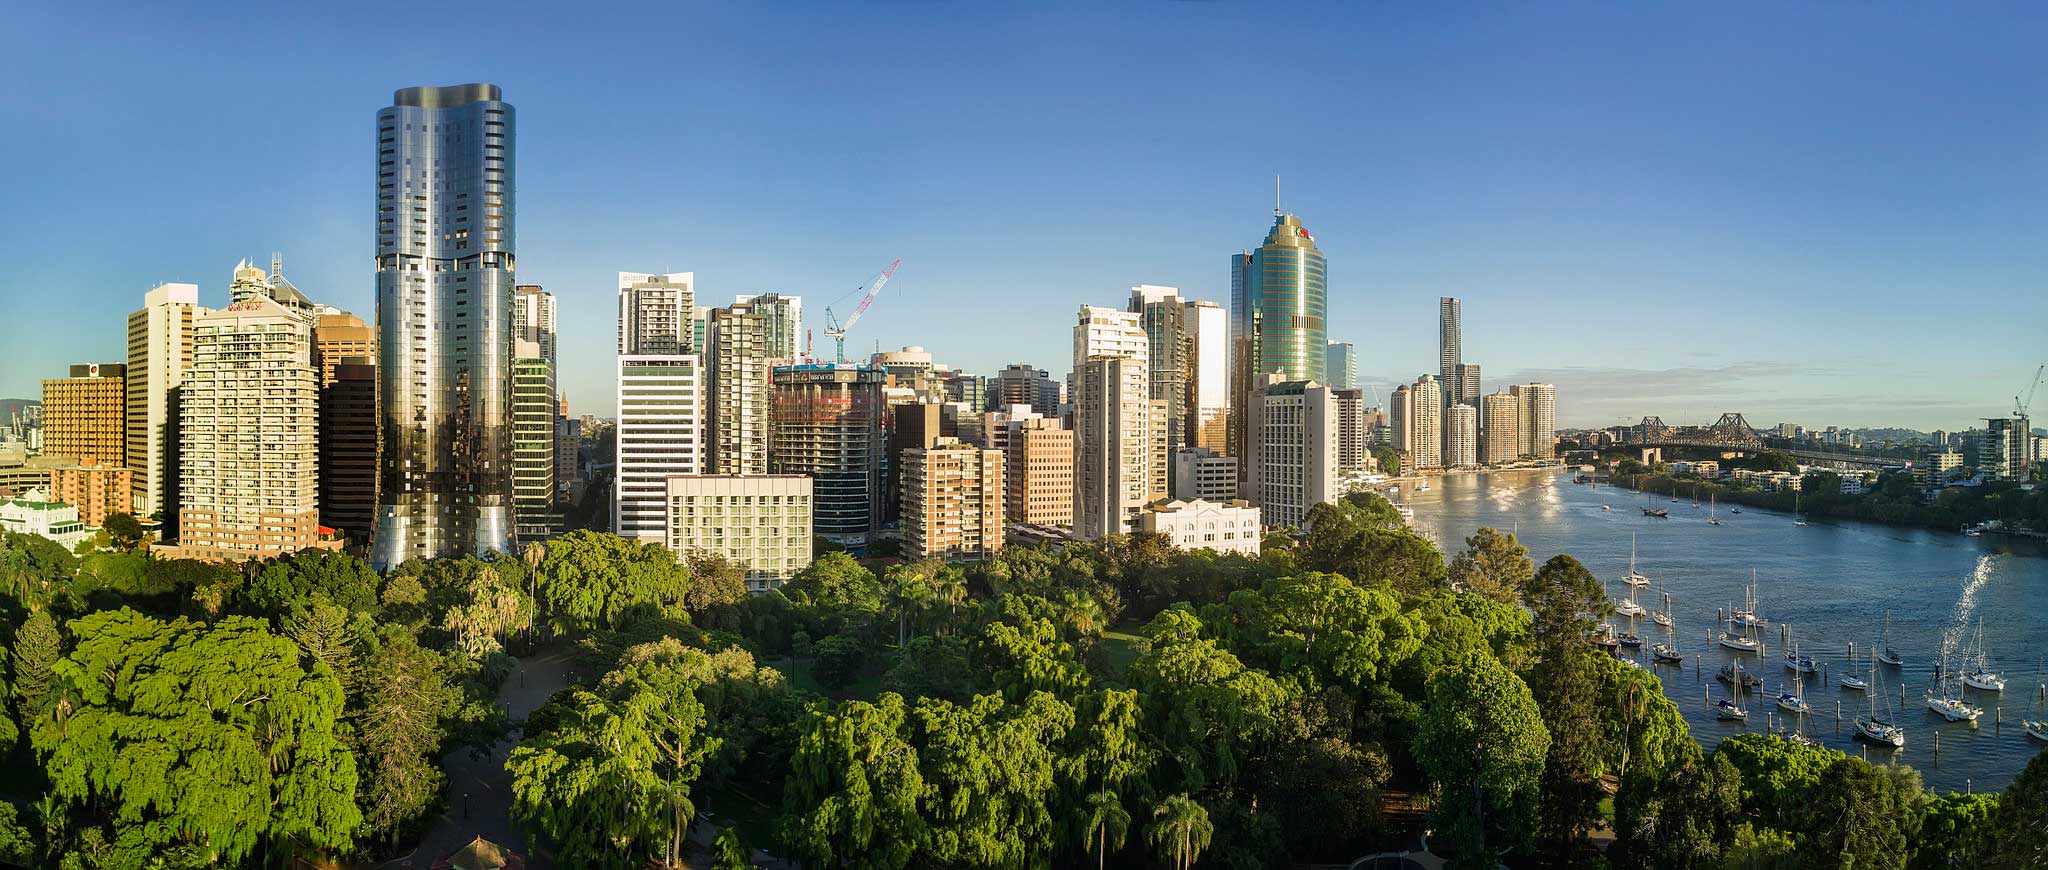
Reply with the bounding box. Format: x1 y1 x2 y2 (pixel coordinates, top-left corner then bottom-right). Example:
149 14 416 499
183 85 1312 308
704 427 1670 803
1274 174 1282 217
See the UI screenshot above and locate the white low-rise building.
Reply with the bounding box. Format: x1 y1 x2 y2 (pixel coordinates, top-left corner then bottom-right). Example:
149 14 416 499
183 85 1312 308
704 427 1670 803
0 487 93 549
1139 498 1261 557
664 475 813 592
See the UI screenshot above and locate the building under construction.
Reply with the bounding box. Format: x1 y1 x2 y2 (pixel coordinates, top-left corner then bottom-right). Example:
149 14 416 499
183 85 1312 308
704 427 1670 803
770 363 887 548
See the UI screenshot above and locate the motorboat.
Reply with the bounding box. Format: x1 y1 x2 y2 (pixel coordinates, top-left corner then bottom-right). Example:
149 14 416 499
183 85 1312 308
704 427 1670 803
1716 698 1748 721
1616 598 1646 618
2026 720 2048 742
1651 643 1683 665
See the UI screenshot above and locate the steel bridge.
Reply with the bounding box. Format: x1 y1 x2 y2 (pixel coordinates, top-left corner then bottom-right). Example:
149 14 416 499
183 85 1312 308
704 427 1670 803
1625 413 1902 470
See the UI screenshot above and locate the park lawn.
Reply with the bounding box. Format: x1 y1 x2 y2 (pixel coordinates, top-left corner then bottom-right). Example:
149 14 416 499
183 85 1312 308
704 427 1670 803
1096 628 1149 688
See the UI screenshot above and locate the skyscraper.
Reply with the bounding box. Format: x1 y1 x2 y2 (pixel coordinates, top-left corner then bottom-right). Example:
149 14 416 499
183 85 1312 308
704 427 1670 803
731 293 803 362
1184 301 1230 453
1389 384 1413 459
1006 415 1073 526
1230 211 1327 463
1444 404 1478 468
708 300 775 474
1131 284 1189 453
1333 387 1368 472
993 364 1059 416
1325 341 1357 390
771 363 886 548
176 295 324 562
1481 391 1523 465
1409 375 1443 470
126 282 202 524
512 344 559 540
1454 362 1481 409
41 364 126 467
313 313 376 387
373 83 517 569
513 284 558 364
1074 305 1151 538
1438 297 1461 407
618 272 695 354
614 354 704 542
901 437 1005 560
320 358 379 540
1510 383 1557 459
1244 373 1337 529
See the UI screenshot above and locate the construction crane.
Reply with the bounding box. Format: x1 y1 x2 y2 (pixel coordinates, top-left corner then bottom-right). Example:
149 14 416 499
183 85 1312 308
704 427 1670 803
2017 364 2045 418
822 259 901 364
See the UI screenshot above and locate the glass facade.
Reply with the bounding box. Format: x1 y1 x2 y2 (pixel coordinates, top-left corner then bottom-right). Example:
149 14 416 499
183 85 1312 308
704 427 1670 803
373 84 517 569
1229 213 1327 462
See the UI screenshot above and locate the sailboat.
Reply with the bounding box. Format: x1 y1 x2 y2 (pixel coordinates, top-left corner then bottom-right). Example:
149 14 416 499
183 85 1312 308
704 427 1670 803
1960 617 2005 692
1777 665 1814 716
1615 583 1647 618
1783 641 1817 675
1925 653 1984 722
1877 611 1904 667
1650 590 1673 628
1717 662 1751 721
1719 613 1763 653
1855 648 1905 748
1690 484 1700 508
1707 493 1721 526
1793 487 1808 526
1623 534 1651 588
1651 641 1683 664
1729 570 1766 628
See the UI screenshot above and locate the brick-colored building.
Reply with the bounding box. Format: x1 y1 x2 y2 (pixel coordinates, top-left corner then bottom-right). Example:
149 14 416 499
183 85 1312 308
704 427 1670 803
902 437 1005 560
47 458 133 528
1005 416 1073 526
41 363 127 467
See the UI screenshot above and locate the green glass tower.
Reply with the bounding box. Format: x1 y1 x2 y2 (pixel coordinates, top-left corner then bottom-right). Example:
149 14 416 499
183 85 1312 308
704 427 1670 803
1229 211 1327 459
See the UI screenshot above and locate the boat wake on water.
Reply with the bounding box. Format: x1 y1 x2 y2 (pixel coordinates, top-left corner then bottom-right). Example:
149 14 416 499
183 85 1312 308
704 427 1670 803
1939 555 1999 663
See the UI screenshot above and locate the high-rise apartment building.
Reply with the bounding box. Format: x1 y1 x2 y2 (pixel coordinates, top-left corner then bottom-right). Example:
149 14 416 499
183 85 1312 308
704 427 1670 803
126 282 202 522
885 401 952 524
614 354 704 542
373 83 517 568
1325 341 1357 390
1444 404 1478 468
731 293 802 362
513 284 558 364
771 363 886 547
41 364 126 467
1438 297 1461 408
1409 375 1443 470
1231 212 1327 462
1074 305 1152 539
1481 392 1523 465
47 459 132 528
313 313 376 387
619 272 696 354
1389 384 1413 459
1979 417 2030 481
1006 415 1073 526
665 475 813 592
1510 383 1557 459
993 364 1060 417
1131 285 1189 453
1454 362 1481 410
320 358 379 540
901 437 1004 560
1245 374 1338 529
708 300 776 474
176 295 325 562
512 345 559 540
1333 388 1369 472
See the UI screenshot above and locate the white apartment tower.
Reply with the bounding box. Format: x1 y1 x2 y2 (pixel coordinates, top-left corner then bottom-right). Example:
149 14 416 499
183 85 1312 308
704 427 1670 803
1409 375 1443 470
614 354 704 542
1244 373 1338 529
1073 305 1151 539
514 284 559 364
618 272 696 354
1444 403 1478 468
708 300 775 474
126 282 205 521
1511 383 1557 459
1481 391 1523 465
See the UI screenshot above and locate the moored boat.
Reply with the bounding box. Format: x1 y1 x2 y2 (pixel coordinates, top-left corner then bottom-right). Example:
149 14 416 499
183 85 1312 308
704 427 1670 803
1651 642 1683 664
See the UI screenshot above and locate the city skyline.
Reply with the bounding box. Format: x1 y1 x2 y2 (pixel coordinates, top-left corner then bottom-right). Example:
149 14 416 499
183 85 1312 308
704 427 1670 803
4 4 2044 431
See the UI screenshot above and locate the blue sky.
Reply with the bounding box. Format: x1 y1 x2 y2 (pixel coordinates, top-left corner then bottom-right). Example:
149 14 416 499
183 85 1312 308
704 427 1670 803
2 2 2043 430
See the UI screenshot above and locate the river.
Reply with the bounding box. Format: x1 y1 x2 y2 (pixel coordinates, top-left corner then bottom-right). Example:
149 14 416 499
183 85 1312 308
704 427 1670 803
1399 469 2048 794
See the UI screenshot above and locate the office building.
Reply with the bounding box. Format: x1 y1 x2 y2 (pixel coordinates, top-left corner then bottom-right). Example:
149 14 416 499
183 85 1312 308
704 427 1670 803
618 272 696 354
771 363 886 547
1454 362 1481 411
901 437 1005 560
41 363 126 467
320 357 379 540
1131 284 1189 455
373 83 518 568
1510 383 1558 459
1409 375 1443 470
1325 341 1357 390
176 295 327 562
708 300 776 474
664 475 813 592
313 313 376 387
1006 415 1073 526
885 401 953 524
512 345 559 540
1482 392 1523 465
1231 211 1328 462
614 354 705 542
126 282 202 522
0 488 92 550
731 293 802 362
941 372 988 415
1184 300 1229 452
1438 297 1461 408
1172 447 1239 502
873 346 938 388
1140 498 1261 557
554 414 580 497
1333 388 1370 472
47 458 132 528
513 284 558 364
993 364 1059 416
1244 374 1338 529
1444 404 1478 468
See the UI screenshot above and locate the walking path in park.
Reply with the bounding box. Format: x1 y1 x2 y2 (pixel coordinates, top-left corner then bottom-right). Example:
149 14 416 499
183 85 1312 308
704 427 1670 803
378 645 576 869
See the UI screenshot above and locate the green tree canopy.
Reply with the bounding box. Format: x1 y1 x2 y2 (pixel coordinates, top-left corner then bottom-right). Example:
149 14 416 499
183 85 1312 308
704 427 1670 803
779 693 926 870
1972 748 2048 869
1414 650 1549 869
530 531 692 635
1447 527 1534 605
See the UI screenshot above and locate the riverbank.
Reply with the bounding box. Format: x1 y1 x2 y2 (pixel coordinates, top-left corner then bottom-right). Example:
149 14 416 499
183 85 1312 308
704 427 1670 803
1606 471 2045 537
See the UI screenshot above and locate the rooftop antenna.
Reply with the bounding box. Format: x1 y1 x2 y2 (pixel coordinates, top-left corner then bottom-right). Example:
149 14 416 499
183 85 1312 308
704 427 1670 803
1274 174 1282 216
270 252 282 281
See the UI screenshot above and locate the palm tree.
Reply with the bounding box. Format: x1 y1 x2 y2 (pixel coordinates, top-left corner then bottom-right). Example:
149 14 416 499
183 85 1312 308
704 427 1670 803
1147 794 1212 870
523 540 546 636
1083 789 1130 870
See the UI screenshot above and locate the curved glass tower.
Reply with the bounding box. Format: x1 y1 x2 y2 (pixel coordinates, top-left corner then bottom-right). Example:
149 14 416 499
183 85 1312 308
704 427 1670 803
373 84 517 569
1229 212 1327 459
